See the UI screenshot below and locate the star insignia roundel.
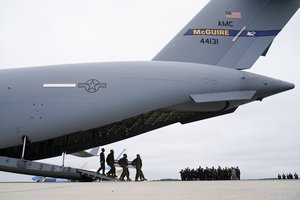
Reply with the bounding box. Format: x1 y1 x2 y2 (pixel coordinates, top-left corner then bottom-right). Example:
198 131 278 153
85 79 101 93
78 79 107 93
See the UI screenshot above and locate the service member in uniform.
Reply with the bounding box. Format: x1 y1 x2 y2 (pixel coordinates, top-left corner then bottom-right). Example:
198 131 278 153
118 154 131 181
236 166 241 180
132 154 146 181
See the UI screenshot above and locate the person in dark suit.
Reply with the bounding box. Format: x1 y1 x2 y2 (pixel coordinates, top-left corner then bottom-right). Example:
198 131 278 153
106 149 116 177
96 148 105 175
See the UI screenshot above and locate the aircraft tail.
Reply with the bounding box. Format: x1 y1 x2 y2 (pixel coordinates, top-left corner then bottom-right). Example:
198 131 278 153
153 0 300 70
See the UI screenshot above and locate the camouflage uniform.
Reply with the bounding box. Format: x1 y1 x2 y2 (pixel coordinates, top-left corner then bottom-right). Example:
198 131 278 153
132 154 146 181
118 154 131 181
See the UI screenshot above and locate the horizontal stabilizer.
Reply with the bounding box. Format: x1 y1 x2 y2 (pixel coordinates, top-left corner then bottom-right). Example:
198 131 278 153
70 147 99 157
191 91 256 103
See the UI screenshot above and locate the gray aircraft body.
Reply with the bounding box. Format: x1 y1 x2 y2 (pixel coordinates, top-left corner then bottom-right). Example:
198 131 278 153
0 0 298 161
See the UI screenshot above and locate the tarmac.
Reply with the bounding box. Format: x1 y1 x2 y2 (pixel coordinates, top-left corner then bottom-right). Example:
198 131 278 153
0 180 299 200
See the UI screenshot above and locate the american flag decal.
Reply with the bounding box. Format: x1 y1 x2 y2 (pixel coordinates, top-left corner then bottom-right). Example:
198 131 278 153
225 11 242 19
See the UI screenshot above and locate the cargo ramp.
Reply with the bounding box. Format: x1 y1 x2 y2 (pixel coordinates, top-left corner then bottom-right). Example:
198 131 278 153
0 156 117 182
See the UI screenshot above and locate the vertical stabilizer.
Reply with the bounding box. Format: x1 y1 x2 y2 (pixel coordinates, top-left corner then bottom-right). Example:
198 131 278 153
153 0 299 70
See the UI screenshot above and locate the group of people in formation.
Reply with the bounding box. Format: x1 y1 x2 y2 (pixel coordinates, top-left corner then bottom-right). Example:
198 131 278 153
96 148 147 181
180 166 241 181
278 173 298 180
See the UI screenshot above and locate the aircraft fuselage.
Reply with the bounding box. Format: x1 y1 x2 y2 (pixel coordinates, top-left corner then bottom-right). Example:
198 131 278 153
0 61 293 153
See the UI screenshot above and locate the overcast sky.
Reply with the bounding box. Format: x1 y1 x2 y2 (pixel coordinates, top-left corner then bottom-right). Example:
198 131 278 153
0 0 299 181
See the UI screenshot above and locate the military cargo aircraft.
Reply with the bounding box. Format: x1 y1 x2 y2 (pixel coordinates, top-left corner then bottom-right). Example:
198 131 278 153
0 0 298 169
